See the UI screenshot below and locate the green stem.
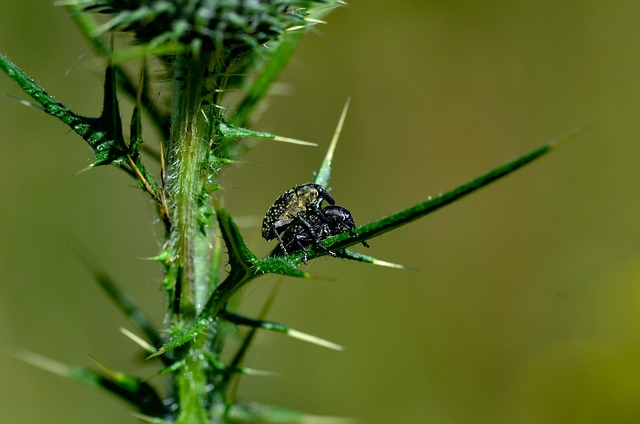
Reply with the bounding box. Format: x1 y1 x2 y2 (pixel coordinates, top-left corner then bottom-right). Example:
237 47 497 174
164 52 220 423
166 53 217 318
176 333 211 424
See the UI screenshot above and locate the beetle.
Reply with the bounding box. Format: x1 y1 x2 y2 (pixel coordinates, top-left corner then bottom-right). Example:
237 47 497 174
281 205 370 263
261 183 335 254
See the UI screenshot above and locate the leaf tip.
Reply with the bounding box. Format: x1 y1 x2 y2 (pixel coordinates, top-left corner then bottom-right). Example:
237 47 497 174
146 349 166 360
287 329 344 351
548 126 589 149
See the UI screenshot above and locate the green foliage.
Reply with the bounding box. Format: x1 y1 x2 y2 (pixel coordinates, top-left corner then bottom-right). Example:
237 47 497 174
0 55 129 166
0 1 569 422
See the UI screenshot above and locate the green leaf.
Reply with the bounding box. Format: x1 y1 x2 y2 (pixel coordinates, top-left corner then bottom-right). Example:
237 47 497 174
219 121 317 146
319 135 578 254
12 349 167 417
315 98 350 188
147 318 212 359
338 249 418 270
222 311 343 351
214 198 258 271
0 54 129 165
221 401 356 423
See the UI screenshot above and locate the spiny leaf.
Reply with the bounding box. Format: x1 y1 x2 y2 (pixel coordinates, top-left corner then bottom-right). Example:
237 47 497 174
147 317 212 359
222 311 344 351
315 98 350 188
120 327 157 354
325 134 577 251
222 401 357 423
12 349 167 417
0 54 129 165
251 255 310 278
338 249 418 270
213 197 258 270
220 122 317 146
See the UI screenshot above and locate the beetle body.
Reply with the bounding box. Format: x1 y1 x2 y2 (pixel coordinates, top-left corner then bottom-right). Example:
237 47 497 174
262 183 368 262
281 205 368 263
261 183 335 246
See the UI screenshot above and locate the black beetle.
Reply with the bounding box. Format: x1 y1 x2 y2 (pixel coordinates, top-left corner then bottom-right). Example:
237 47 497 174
281 205 370 263
261 183 335 253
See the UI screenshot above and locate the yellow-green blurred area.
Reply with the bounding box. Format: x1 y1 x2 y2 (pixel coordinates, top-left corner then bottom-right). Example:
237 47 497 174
2 0 640 423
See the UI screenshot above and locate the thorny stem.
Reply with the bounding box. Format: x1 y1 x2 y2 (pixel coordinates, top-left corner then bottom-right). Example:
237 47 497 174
164 52 222 423
166 52 217 319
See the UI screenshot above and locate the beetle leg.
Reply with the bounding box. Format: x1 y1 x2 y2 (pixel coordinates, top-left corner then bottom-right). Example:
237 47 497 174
291 235 309 263
347 228 370 248
313 243 337 258
295 213 318 239
270 226 288 255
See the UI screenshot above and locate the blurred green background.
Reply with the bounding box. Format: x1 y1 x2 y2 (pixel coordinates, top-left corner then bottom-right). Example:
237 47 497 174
2 1 640 423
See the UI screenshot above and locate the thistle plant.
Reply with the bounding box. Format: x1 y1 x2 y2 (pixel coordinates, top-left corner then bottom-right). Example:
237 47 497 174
0 1 572 423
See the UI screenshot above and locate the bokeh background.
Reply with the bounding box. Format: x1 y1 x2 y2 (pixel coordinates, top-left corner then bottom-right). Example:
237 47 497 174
2 1 640 423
